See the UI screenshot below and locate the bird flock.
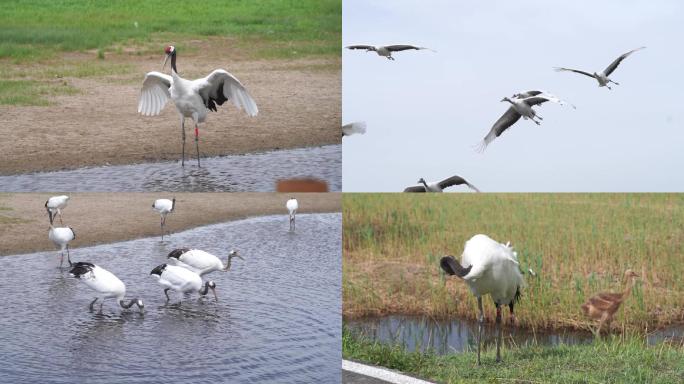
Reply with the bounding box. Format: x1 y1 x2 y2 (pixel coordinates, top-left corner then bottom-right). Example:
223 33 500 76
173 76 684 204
345 42 646 192
42 195 301 313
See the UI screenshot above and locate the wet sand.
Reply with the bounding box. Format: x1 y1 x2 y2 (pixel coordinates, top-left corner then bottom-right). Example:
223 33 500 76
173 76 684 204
0 192 340 255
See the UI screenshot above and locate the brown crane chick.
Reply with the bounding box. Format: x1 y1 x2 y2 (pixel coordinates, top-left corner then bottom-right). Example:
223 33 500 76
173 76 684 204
581 269 639 336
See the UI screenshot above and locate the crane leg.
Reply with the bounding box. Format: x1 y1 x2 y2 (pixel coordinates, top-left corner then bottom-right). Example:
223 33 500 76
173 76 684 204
195 124 201 168
58 209 64 225
160 215 165 241
477 297 484 366
164 288 171 301
495 304 502 363
59 251 64 268
180 118 186 167
89 298 98 311
66 245 72 266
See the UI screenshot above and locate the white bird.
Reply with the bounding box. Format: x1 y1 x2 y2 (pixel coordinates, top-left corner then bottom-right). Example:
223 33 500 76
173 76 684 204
286 197 298 231
45 195 69 225
168 248 243 277
404 176 480 193
554 47 645 89
345 44 433 60
440 234 525 365
152 198 175 241
150 264 217 302
477 92 571 152
49 225 76 267
69 262 144 312
138 45 258 167
342 121 366 137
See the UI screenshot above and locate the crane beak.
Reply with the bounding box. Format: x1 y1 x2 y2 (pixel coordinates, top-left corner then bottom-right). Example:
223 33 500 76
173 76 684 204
162 54 170 70
210 286 218 301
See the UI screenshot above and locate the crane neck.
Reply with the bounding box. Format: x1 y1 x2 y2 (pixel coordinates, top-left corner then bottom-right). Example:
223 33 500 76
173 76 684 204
420 179 429 189
170 51 178 74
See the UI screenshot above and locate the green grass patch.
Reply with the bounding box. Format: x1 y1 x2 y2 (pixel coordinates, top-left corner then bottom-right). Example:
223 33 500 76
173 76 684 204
343 194 684 330
0 79 78 106
0 0 341 61
343 327 684 383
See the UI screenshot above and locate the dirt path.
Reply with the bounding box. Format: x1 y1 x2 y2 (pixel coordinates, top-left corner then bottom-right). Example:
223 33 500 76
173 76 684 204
0 41 340 175
0 192 340 255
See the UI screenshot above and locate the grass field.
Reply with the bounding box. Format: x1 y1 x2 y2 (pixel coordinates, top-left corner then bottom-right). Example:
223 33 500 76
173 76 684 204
343 327 684 384
343 194 684 331
0 0 340 106
0 0 341 61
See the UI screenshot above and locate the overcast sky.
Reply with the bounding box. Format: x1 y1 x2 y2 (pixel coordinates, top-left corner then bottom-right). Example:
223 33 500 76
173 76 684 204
342 0 684 192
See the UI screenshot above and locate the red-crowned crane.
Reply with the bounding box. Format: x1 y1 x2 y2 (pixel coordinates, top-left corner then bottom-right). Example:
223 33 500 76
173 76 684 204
476 91 573 152
404 175 480 193
167 248 243 277
345 44 433 60
150 264 217 302
49 225 75 267
286 197 298 231
138 45 258 167
440 234 525 365
555 47 645 89
69 262 144 313
342 121 366 137
45 195 69 225
152 198 175 241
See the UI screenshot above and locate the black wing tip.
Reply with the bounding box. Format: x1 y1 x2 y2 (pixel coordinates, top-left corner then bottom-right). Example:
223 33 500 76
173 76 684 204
150 264 167 276
69 262 95 277
167 248 190 259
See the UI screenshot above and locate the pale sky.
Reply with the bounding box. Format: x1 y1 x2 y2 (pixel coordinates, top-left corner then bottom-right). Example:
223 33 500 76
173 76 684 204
343 0 684 192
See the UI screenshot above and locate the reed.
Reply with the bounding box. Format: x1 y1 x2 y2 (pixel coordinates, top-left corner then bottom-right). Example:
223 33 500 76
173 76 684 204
343 194 684 331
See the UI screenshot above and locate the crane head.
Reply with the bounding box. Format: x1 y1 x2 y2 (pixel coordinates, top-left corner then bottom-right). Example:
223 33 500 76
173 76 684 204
164 45 175 55
162 46 176 70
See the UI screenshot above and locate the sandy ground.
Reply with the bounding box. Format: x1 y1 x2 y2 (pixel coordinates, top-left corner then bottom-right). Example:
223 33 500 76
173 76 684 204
0 39 341 175
0 192 340 255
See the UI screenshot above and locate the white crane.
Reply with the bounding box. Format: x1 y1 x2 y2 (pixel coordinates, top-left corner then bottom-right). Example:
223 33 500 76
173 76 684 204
138 45 258 167
342 121 366 137
286 197 299 231
69 262 144 313
404 176 480 193
45 195 69 225
152 198 175 241
345 44 433 60
476 91 572 152
150 264 217 302
440 234 524 365
49 225 75 267
554 47 645 89
168 248 243 276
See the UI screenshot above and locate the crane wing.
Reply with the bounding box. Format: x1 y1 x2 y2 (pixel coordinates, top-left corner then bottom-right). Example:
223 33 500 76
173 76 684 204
554 67 595 79
403 185 427 192
138 71 172 116
346 45 375 50
476 107 521 152
514 90 575 108
603 47 645 76
385 45 427 52
438 175 480 192
196 69 258 117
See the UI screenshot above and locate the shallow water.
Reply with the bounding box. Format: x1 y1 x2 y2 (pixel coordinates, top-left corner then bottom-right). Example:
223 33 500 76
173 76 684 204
0 144 341 192
0 213 341 383
346 315 684 355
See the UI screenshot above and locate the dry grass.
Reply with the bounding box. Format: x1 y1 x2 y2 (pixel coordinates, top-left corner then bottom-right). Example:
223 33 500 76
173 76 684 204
343 194 684 331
